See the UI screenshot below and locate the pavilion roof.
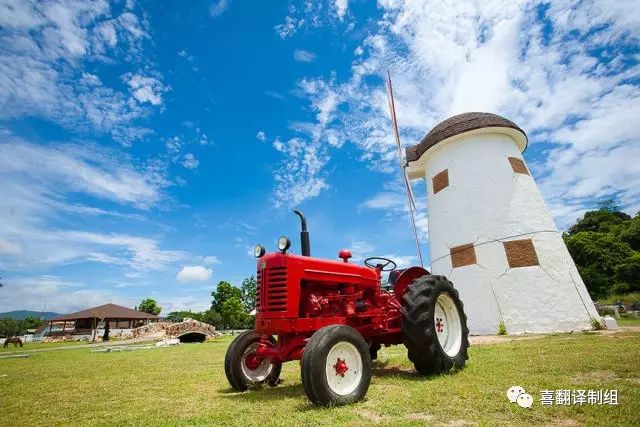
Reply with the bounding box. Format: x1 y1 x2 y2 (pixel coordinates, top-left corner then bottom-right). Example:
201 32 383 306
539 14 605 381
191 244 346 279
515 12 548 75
50 303 158 322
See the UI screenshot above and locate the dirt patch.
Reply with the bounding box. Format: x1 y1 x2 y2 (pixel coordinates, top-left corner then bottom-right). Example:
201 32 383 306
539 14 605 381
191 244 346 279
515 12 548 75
354 409 385 423
469 334 543 345
600 325 640 335
540 418 581 426
443 420 471 426
470 326 640 346
571 370 619 384
406 412 434 422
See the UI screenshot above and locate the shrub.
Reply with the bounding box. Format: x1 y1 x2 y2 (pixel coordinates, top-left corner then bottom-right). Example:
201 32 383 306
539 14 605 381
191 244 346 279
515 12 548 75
497 322 507 335
591 318 604 330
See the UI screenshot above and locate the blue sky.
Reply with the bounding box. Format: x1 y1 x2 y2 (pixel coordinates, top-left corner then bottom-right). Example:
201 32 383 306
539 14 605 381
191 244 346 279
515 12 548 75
0 0 638 315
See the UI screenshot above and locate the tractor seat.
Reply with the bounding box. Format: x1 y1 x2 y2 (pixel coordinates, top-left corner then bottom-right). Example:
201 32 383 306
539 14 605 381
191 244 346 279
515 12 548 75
383 269 407 291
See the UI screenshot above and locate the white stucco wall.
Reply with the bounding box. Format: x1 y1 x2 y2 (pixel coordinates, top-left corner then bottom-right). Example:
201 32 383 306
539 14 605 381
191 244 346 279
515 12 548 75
407 128 599 334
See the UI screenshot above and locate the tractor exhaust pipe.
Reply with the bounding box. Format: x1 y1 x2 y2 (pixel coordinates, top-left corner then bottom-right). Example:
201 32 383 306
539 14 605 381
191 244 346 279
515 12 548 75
293 210 311 257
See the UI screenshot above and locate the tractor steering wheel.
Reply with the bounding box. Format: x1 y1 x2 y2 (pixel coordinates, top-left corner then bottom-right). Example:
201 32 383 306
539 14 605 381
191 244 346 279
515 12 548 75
364 257 397 272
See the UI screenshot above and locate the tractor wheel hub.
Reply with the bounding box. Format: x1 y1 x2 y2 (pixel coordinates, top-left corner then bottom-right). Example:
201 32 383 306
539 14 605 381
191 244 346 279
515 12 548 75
333 358 349 377
245 353 262 371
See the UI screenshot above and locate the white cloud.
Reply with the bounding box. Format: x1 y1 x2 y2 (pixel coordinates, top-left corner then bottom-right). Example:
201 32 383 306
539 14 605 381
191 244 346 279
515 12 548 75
60 231 185 271
0 134 183 271
256 131 266 142
0 275 134 314
361 191 404 210
348 241 375 261
334 0 348 20
176 265 213 283
157 295 210 314
0 0 161 144
209 0 229 17
272 137 329 207
347 240 416 268
0 239 21 256
360 179 429 242
272 0 640 222
125 73 168 106
182 153 199 170
294 49 317 62
274 1 353 39
203 255 221 265
0 137 162 207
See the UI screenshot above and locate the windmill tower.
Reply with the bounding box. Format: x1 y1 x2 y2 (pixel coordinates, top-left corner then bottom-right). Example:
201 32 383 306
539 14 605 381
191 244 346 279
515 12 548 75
404 112 600 334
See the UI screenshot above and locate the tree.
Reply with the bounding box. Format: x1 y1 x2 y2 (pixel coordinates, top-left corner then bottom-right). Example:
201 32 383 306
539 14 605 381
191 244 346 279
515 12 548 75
614 252 640 293
138 298 161 315
564 206 640 300
211 281 242 313
166 311 202 322
241 276 257 312
201 309 222 327
619 215 640 251
220 297 246 329
22 315 44 330
565 231 633 298
0 317 19 337
566 209 631 235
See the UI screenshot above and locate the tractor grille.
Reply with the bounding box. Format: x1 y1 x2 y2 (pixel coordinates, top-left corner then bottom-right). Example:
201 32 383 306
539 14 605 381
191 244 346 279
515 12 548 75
256 266 288 313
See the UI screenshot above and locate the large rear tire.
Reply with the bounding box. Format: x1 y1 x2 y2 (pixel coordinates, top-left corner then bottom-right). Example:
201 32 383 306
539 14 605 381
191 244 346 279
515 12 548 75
224 330 282 391
401 275 469 375
301 325 372 406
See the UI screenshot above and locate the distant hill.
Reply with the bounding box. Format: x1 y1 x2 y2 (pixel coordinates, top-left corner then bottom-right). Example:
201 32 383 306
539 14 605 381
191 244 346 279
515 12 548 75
0 310 60 320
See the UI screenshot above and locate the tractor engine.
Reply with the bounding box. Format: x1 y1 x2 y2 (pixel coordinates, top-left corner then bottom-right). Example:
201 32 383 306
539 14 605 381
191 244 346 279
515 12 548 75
255 251 399 335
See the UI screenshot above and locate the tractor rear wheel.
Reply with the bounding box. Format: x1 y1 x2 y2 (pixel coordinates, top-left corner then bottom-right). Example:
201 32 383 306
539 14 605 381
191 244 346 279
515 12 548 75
401 275 469 375
301 325 372 406
224 330 282 391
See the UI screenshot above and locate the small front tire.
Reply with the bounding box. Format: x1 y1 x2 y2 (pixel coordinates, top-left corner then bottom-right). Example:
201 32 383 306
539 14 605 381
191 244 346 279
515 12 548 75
224 330 282 391
301 325 372 406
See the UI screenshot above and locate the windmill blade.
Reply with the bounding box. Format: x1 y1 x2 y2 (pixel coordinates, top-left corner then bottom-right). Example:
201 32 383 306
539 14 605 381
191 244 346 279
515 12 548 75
386 71 424 268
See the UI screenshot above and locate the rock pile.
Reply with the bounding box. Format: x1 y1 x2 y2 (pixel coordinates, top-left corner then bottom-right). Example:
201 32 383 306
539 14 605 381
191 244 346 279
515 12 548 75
130 319 221 341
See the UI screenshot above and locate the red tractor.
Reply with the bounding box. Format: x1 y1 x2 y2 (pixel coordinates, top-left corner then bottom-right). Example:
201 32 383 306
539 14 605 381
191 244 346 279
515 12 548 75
225 211 470 406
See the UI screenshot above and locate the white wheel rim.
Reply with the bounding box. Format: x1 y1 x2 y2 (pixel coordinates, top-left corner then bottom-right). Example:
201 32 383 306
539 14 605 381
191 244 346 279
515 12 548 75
241 342 272 382
434 293 462 357
325 341 363 396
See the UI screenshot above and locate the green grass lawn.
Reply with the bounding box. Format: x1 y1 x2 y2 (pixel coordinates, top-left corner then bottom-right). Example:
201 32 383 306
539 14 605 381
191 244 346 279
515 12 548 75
618 316 640 327
1 331 639 426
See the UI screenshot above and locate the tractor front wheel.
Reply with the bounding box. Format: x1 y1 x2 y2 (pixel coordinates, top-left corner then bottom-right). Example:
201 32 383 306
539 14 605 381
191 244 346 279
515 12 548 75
301 325 372 406
224 330 282 391
401 275 470 375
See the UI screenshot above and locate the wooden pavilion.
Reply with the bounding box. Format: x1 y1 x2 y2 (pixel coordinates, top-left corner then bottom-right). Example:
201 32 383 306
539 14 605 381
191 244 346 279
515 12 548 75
48 303 159 341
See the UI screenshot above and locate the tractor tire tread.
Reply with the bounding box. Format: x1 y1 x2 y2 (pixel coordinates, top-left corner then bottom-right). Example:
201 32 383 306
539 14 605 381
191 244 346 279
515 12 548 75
401 275 470 375
224 330 282 391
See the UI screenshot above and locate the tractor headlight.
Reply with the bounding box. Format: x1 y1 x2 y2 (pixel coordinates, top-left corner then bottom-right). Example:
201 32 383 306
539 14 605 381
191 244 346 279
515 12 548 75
254 244 266 258
277 236 291 252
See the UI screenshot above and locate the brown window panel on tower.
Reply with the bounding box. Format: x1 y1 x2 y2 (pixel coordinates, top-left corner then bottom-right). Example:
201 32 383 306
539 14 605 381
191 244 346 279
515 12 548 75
451 243 476 268
503 239 539 268
432 169 449 194
508 157 530 175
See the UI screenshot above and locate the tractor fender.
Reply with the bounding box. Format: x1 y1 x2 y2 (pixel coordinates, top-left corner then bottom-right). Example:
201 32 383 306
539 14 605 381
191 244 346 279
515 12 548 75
393 266 430 300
